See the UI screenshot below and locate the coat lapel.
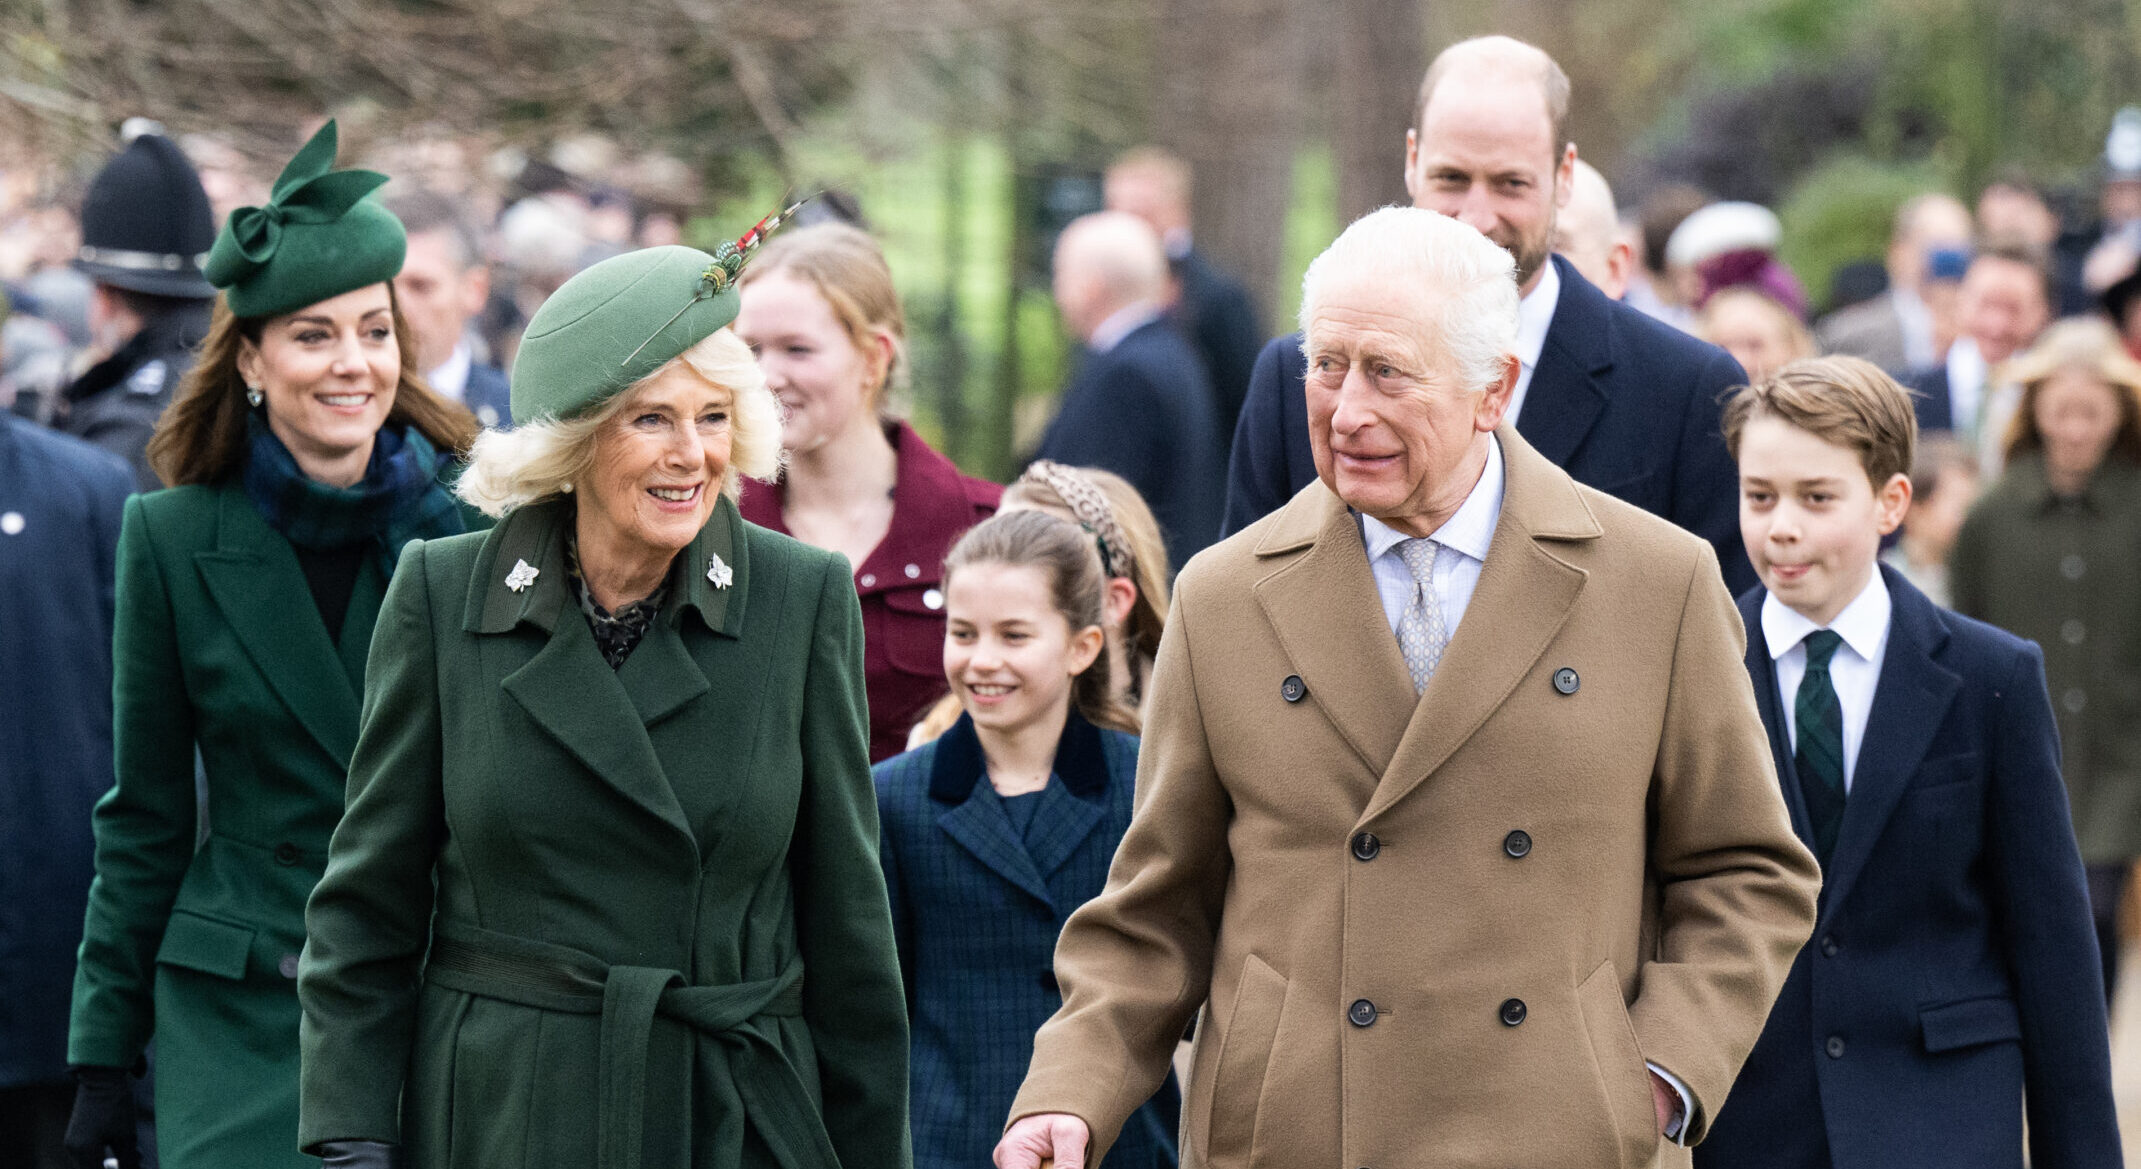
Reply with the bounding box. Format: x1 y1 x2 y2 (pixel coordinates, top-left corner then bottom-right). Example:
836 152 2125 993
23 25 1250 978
194 485 360 765
1819 569 1961 915
1250 485 1416 781
929 717 1056 909
1365 429 1600 821
476 501 696 843
1740 590 1815 845
1022 713 1112 881
1513 257 1611 467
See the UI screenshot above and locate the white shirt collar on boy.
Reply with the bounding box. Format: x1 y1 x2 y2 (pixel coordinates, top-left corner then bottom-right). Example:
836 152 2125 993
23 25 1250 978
1762 568 1895 793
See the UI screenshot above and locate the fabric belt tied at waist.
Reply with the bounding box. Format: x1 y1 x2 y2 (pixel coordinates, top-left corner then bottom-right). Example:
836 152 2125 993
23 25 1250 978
424 923 837 1169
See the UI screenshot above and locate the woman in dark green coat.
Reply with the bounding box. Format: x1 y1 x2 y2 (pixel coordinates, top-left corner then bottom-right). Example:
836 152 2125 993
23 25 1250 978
296 222 910 1169
63 122 479 1169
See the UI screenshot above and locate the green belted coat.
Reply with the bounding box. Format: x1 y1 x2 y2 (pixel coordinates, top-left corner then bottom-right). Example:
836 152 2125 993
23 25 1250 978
295 494 910 1169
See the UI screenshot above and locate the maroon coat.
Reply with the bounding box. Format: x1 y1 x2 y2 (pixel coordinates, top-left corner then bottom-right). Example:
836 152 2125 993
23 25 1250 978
741 421 1000 761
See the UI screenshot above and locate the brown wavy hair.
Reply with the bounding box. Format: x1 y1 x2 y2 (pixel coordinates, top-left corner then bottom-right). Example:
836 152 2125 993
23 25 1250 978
147 284 479 487
942 509 1141 736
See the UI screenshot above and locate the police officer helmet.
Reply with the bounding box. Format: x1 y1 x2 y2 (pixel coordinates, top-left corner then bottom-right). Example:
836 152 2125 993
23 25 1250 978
74 120 217 300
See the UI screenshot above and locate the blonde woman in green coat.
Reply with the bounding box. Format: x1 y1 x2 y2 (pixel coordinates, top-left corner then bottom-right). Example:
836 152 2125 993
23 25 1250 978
63 123 480 1169
297 228 911 1169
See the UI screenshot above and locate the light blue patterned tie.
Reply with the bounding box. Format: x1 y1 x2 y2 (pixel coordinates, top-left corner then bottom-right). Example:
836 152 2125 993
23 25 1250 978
1397 538 1448 694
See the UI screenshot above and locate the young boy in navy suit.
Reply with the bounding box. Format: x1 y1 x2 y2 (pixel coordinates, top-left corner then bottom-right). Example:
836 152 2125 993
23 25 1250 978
1697 356 2120 1169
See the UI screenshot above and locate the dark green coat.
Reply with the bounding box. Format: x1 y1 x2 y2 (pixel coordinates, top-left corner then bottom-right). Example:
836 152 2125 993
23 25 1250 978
1951 454 2141 864
68 482 389 1168
297 495 910 1169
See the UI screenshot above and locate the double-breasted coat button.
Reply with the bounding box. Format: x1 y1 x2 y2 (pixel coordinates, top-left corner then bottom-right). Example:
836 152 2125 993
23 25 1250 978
2063 619 2087 645
2065 689 2089 714
1281 675 1306 703
1347 999 1378 1027
2063 554 2087 580
1819 934 1839 958
1552 667 1579 695
1499 998 1527 1026
1825 1035 1846 1058
1503 830 1532 858
273 843 299 865
278 953 300 979
1352 832 1380 861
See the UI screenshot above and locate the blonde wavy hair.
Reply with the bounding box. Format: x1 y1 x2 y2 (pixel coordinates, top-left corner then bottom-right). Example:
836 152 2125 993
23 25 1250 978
456 328 781 517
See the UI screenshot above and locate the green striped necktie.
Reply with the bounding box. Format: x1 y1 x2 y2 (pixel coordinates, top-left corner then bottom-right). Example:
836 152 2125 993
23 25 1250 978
1795 628 1847 869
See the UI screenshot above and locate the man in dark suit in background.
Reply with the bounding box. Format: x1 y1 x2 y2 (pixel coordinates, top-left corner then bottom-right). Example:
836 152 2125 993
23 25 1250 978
1221 35 1755 593
1037 211 1224 574
383 190 514 428
1105 147 1263 442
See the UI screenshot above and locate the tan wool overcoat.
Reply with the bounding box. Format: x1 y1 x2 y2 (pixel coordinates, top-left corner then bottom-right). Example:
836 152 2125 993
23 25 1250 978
1010 428 1821 1169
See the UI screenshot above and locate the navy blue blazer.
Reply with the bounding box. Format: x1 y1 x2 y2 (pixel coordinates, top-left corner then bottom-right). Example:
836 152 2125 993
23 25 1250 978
1170 247 1263 442
1219 255 1755 593
874 712 1178 1169
1698 566 2119 1169
0 415 131 1086
1035 318 1225 574
1904 365 1956 435
463 361 514 430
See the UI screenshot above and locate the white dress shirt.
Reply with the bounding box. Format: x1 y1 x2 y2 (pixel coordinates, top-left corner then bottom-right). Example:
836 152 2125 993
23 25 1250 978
1359 436 1504 640
1503 259 1561 427
1762 570 1894 793
427 341 474 405
1355 431 1696 1143
1892 286 1937 373
1944 337 1987 442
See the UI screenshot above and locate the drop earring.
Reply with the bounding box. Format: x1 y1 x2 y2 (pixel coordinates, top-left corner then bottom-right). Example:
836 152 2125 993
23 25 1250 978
245 383 264 408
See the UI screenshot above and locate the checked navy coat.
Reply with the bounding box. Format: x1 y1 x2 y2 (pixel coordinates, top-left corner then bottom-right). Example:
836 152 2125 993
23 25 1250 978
875 712 1178 1169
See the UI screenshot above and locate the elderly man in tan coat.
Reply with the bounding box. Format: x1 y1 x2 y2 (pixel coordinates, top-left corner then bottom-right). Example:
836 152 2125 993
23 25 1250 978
995 207 1821 1169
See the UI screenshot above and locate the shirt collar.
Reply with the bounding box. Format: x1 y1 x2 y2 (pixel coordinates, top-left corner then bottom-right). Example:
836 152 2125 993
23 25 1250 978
1090 302 1165 354
1515 259 1560 372
1761 567 1892 663
1359 434 1505 563
427 341 474 403
1947 335 1986 398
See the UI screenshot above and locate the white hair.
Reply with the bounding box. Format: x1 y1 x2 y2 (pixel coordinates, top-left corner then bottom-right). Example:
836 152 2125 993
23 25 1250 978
1298 206 1520 396
455 328 782 518
1056 211 1170 307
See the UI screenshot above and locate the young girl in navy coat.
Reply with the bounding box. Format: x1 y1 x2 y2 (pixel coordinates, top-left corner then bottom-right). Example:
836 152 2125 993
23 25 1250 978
873 509 1179 1169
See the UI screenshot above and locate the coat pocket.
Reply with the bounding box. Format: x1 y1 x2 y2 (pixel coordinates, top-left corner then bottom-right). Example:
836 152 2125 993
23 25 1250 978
1574 960 1659 1169
154 911 254 981
1201 952 1288 1167
1920 995 2021 1053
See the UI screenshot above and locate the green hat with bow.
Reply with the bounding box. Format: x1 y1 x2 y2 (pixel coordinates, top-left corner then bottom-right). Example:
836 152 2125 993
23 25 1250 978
510 198 806 425
202 120 405 319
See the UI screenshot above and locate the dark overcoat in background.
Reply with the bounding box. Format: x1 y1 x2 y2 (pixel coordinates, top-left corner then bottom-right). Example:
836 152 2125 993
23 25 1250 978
874 711 1177 1169
1219 256 1755 593
297 495 911 1169
59 302 211 493
0 416 130 1089
1035 318 1224 574
461 362 514 430
1170 248 1262 442
68 481 393 1168
1699 568 2120 1169
1949 455 2141 866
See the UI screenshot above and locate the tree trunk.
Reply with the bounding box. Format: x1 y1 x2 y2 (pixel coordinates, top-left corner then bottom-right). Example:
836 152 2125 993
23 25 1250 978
1154 0 1304 330
1333 0 1425 223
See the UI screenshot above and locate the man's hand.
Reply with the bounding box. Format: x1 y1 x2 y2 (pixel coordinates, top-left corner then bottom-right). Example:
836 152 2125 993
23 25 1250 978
1649 1070 1679 1135
995 1113 1091 1169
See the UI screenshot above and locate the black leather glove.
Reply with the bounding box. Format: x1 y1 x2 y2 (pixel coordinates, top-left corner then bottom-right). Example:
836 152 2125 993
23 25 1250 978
316 1140 399 1168
62 1065 140 1169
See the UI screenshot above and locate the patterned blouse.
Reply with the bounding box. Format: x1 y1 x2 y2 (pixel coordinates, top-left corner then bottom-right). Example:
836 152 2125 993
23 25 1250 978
565 534 670 670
